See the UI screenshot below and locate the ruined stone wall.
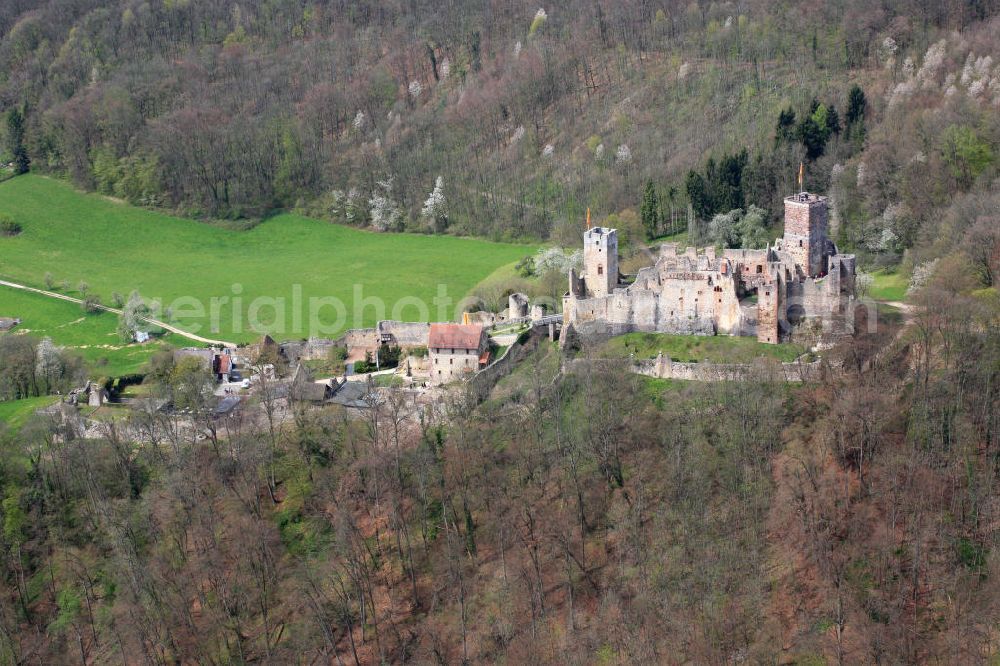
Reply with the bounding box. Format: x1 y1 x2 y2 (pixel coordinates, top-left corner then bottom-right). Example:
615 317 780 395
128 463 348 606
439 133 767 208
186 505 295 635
704 274 742 333
508 293 530 319
830 254 856 294
467 329 541 402
629 353 823 382
799 277 841 318
343 321 430 358
757 280 780 344
723 248 769 263
567 265 744 338
568 268 585 298
299 337 338 360
563 354 822 382
570 287 712 336
343 328 377 352
378 321 430 347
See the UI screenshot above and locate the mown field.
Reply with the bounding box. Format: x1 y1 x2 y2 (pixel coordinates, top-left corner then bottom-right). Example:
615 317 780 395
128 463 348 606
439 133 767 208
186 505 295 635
0 176 536 343
0 286 167 376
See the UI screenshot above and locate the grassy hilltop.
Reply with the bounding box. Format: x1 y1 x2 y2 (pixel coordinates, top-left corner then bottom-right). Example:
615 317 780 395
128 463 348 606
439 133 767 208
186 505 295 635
0 176 535 343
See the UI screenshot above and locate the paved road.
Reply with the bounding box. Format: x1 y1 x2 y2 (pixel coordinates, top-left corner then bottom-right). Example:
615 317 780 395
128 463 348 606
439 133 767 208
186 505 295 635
0 279 237 347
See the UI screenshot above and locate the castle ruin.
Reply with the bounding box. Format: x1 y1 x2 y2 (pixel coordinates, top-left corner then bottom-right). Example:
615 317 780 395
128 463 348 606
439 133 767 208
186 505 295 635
563 192 857 344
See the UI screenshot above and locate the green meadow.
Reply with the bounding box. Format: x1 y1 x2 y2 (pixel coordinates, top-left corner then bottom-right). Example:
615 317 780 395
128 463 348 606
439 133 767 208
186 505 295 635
0 176 535 344
0 396 59 434
868 269 908 302
601 332 806 364
0 286 168 376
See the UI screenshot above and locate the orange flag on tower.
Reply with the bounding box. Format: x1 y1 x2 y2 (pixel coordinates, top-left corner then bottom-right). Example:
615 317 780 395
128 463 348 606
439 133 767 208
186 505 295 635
798 162 804 191
586 207 591 230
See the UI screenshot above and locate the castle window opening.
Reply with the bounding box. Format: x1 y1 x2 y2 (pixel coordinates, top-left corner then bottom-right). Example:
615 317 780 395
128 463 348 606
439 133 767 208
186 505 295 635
756 265 762 274
598 265 603 275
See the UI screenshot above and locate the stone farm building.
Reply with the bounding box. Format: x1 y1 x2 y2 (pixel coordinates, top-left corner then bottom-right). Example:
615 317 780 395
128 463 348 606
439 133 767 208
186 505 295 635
428 323 489 384
564 192 857 344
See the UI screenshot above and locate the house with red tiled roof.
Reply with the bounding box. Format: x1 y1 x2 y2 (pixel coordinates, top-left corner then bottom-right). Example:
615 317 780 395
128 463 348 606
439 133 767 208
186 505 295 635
428 323 489 384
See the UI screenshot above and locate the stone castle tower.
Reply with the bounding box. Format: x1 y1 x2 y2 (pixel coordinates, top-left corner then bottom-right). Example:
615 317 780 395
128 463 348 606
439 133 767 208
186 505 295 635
583 226 618 298
783 193 829 277
756 279 780 344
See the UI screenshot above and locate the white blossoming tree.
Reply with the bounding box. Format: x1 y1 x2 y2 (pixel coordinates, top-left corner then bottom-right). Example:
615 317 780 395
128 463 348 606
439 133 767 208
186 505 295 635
616 144 632 165
369 177 403 232
421 176 447 231
854 272 874 299
907 259 939 296
535 247 582 274
327 188 365 224
35 337 64 392
118 290 151 342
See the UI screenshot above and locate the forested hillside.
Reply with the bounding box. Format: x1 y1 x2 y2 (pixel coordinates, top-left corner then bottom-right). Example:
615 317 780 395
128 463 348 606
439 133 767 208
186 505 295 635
2 0 998 247
2 2 1000 664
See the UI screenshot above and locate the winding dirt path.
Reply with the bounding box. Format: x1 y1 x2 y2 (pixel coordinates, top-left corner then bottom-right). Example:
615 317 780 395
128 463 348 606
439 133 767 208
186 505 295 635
0 279 237 347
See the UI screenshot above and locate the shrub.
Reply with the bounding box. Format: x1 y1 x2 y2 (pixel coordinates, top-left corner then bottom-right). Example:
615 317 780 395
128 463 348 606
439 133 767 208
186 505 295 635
956 537 987 571
515 255 535 277
82 295 102 313
353 352 377 374
0 215 22 236
528 8 547 36
379 344 401 367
